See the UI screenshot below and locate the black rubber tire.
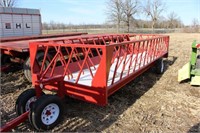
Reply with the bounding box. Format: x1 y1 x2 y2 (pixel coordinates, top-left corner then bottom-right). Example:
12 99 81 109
15 89 39 116
29 95 64 131
155 58 164 74
28 105 35 127
0 54 11 66
196 55 200 69
0 53 2 66
0 53 2 67
23 57 32 82
23 52 51 82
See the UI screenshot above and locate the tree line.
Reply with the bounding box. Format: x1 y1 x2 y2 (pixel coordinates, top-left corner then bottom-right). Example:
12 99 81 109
106 0 186 32
42 19 183 31
42 0 195 32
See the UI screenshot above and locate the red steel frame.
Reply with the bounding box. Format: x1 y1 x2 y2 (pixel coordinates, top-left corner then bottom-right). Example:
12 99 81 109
0 34 169 132
29 34 169 105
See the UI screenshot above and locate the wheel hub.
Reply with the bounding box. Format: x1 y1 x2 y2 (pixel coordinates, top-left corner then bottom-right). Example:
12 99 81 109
41 103 59 125
45 110 51 116
25 96 36 111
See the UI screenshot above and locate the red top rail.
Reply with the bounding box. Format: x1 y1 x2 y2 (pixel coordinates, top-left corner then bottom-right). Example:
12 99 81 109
0 32 88 42
0 33 88 53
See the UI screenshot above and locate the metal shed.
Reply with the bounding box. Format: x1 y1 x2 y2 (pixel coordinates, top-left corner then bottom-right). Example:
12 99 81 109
0 7 41 37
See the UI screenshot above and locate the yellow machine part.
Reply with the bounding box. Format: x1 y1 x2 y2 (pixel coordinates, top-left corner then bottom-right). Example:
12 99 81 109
191 76 200 86
178 62 191 82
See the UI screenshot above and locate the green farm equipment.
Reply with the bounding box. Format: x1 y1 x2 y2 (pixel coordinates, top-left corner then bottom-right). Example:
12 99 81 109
178 41 200 86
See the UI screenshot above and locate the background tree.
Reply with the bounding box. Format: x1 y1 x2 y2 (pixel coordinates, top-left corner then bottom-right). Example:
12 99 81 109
122 0 139 32
106 0 123 33
167 11 178 29
192 18 199 32
49 21 57 30
42 22 49 30
142 0 166 30
0 0 17 7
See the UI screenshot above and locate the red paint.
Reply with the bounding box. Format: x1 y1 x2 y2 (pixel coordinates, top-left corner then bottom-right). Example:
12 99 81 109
197 44 200 48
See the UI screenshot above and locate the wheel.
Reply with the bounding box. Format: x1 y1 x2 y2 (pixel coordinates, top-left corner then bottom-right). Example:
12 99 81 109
15 89 44 116
24 57 32 82
0 54 11 66
155 58 164 74
196 55 200 69
23 52 51 82
29 95 64 131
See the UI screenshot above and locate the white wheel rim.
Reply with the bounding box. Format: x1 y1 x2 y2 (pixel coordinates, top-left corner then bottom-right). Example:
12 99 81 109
41 103 60 125
161 60 164 73
25 96 36 111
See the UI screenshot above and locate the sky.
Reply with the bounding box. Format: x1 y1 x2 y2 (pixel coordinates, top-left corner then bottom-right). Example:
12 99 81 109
18 0 200 25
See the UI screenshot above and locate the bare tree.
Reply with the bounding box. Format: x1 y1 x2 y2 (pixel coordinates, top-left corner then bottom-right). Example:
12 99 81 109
167 11 179 29
192 18 199 32
122 0 139 32
143 0 166 30
106 0 123 33
42 22 49 30
0 0 17 7
49 21 57 30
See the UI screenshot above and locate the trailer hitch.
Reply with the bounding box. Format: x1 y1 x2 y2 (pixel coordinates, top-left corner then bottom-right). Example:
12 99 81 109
0 111 29 132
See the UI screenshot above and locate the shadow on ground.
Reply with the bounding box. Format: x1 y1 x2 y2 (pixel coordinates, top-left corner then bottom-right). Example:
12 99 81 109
188 123 200 133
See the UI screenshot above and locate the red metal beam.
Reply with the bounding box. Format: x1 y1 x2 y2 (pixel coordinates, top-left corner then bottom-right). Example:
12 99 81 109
107 59 156 96
0 32 88 43
0 65 10 72
0 33 88 53
0 111 29 132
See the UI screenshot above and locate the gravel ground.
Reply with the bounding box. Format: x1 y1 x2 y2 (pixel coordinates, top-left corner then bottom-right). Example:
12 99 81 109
0 33 200 132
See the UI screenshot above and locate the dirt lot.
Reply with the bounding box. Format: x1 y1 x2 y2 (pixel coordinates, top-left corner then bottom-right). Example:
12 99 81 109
0 33 200 132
